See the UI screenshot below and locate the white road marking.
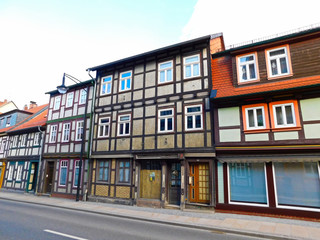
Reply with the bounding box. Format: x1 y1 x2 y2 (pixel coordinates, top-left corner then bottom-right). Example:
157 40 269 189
44 229 89 240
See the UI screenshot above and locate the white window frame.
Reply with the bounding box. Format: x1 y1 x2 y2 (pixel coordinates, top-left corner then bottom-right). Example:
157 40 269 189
16 164 23 181
237 53 258 83
98 117 110 138
272 103 296 128
117 114 131 136
49 125 57 143
12 136 18 147
20 134 27 147
6 116 11 126
245 106 266 130
62 123 71 142
59 160 68 186
0 140 5 153
183 54 200 79
158 108 174 133
185 105 203 131
158 61 173 84
33 133 40 146
53 96 61 110
101 75 112 95
119 71 132 92
79 89 87 105
266 46 291 78
66 92 74 108
75 121 84 141
7 164 14 181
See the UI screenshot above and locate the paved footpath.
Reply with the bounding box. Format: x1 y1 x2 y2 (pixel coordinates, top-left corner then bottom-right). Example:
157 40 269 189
0 191 319 240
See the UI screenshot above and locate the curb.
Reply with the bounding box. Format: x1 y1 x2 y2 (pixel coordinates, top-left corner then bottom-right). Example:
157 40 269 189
0 196 298 240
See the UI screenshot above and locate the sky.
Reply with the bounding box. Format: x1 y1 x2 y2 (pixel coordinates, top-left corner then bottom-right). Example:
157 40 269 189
1 0 319 109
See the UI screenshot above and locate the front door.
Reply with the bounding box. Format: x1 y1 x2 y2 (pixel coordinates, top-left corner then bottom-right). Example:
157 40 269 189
139 160 161 199
43 161 54 193
189 163 210 203
168 162 181 205
27 162 38 192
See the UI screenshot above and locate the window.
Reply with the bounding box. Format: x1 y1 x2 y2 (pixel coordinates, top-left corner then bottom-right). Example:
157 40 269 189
274 162 320 208
73 160 81 187
7 164 14 181
76 121 84 141
101 76 112 95
119 71 132 92
62 123 70 142
20 134 27 147
59 160 68 186
158 108 174 133
118 160 130 183
12 136 18 147
237 53 259 83
184 54 200 79
6 116 11 126
158 61 173 84
98 160 110 182
53 96 61 110
0 118 3 127
266 45 291 78
229 163 267 204
34 133 40 146
16 164 23 181
66 92 74 108
98 117 110 137
118 114 130 136
79 89 87 105
242 104 269 132
270 100 300 130
0 140 5 153
185 105 203 131
49 125 57 143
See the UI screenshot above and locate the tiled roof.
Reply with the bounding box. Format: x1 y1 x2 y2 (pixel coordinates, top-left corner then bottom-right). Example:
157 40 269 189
7 104 48 133
211 56 320 99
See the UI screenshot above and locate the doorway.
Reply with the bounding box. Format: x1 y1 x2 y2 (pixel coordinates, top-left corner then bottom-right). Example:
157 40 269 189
168 162 181 205
139 160 161 199
43 161 54 193
27 162 38 192
189 163 210 203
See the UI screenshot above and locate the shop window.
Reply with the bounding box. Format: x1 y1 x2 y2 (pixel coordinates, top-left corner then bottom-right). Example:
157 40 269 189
229 163 268 204
236 52 259 83
98 160 110 182
16 164 23 181
274 162 320 208
265 45 292 79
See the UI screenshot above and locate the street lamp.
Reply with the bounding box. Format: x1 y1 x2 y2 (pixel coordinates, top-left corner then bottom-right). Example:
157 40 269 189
57 73 88 202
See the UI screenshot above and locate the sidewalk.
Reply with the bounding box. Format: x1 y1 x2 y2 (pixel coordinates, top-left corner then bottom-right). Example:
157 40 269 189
0 191 319 240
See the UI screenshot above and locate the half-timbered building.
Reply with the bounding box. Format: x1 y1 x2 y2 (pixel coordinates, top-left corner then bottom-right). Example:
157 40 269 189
211 25 320 218
38 80 94 199
2 104 48 192
87 34 224 208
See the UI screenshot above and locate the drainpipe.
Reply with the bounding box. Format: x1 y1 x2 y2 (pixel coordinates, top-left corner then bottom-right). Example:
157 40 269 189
35 125 44 195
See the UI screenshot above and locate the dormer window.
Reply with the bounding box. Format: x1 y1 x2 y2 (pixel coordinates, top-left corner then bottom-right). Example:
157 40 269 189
266 45 292 79
236 52 259 83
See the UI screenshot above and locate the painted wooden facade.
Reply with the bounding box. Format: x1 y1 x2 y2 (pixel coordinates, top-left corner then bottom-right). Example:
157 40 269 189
87 34 223 208
38 80 94 199
211 26 320 218
2 104 48 192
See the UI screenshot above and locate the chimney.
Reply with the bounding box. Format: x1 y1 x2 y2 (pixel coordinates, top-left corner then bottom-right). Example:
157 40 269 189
24 104 28 110
29 101 37 109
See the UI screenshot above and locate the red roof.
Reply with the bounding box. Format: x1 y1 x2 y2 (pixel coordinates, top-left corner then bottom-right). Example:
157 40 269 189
7 104 48 132
211 56 320 99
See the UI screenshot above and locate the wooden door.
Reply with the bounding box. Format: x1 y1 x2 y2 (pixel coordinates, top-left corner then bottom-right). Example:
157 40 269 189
139 161 161 199
43 161 54 193
189 163 210 203
168 162 181 205
27 163 38 192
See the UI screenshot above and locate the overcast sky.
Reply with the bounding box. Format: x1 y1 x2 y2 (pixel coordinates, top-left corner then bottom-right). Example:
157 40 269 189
1 0 319 109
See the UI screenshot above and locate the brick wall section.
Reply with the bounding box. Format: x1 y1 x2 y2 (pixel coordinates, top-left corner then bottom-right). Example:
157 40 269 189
210 36 225 54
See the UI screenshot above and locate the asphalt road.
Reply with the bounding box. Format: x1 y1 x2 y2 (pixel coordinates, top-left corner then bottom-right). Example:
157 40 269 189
0 199 267 240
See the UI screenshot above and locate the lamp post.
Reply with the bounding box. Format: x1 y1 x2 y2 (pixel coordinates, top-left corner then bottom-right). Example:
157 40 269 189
57 73 88 202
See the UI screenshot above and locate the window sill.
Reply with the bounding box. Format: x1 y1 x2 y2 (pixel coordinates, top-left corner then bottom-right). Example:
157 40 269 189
238 79 260 85
244 129 270 134
267 73 293 81
271 126 302 132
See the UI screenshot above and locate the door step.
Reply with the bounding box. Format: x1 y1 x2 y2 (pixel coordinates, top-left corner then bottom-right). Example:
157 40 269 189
165 204 180 210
